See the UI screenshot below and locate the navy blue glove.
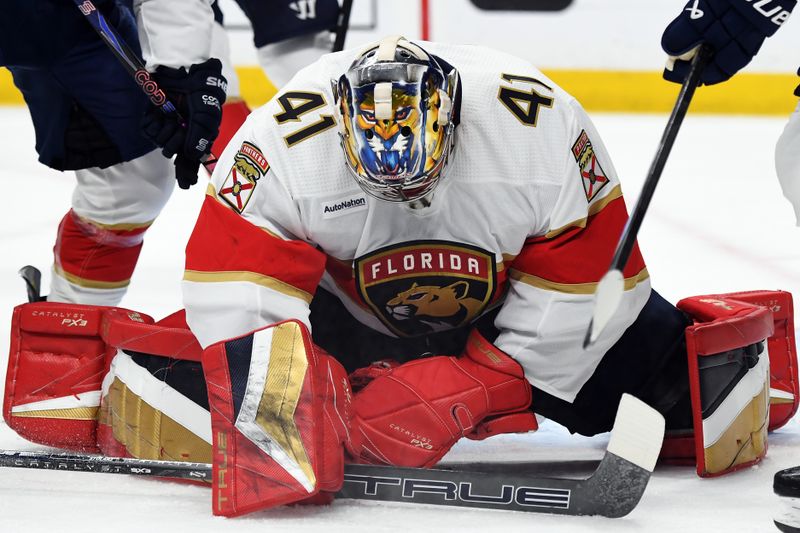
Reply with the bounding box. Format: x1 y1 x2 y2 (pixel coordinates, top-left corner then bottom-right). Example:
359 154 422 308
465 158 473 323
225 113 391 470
141 58 227 189
661 0 795 85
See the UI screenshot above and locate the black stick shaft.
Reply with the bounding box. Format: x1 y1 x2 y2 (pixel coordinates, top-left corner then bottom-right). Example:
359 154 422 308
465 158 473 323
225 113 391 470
0 450 648 517
609 45 712 271
71 0 215 166
71 0 177 114
333 0 354 52
0 450 211 481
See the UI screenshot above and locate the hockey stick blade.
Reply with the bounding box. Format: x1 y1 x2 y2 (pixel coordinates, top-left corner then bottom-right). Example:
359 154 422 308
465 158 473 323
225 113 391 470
0 395 663 518
583 269 625 348
18 265 43 303
342 393 664 518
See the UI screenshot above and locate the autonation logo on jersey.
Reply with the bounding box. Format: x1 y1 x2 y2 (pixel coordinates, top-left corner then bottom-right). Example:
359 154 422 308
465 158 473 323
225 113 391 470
321 195 368 219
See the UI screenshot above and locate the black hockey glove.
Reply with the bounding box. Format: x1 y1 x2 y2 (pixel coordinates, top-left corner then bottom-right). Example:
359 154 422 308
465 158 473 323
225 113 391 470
661 0 795 85
141 58 227 189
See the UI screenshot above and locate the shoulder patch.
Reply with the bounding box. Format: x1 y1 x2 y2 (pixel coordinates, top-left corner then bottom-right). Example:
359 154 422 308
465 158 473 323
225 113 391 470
218 142 269 213
571 130 609 202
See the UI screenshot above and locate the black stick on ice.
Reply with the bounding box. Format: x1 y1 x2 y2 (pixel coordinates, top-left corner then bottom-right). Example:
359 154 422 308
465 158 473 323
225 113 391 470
0 394 663 518
583 45 712 349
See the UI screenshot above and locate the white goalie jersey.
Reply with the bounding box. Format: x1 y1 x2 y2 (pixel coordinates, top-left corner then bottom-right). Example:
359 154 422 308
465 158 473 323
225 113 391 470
182 41 652 403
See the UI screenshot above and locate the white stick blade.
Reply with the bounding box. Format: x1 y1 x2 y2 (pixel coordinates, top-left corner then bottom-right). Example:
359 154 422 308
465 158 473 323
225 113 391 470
606 393 665 473
588 269 626 345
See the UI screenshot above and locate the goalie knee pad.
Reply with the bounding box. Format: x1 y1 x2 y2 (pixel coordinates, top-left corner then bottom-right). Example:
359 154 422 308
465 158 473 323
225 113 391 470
348 330 535 468
660 291 798 477
201 320 352 516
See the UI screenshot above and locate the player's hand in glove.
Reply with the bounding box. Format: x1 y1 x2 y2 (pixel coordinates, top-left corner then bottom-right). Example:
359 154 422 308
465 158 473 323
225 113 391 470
661 0 795 85
141 58 227 189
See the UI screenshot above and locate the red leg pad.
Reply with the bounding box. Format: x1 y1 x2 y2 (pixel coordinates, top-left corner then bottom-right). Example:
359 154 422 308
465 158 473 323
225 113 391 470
348 330 532 467
3 302 150 451
667 293 774 477
202 320 352 516
720 291 798 431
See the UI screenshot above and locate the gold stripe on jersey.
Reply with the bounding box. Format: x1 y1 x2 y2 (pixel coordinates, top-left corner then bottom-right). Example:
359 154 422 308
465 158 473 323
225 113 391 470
74 214 154 232
509 267 649 294
183 269 314 304
544 185 623 239
500 254 517 269
55 265 131 289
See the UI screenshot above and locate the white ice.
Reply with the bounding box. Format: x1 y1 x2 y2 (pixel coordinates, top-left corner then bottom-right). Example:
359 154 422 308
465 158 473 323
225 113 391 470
0 107 798 532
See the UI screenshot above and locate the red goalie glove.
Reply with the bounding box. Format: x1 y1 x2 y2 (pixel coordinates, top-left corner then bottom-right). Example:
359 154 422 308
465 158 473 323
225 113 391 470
347 330 536 467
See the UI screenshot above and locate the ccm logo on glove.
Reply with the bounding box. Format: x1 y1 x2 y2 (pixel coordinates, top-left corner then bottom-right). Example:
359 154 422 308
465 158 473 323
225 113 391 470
202 95 221 110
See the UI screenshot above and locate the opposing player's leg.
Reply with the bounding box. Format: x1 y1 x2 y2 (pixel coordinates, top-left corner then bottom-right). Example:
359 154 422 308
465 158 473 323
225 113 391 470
208 2 252 167
239 0 340 87
7 2 174 306
49 151 174 305
775 466 800 533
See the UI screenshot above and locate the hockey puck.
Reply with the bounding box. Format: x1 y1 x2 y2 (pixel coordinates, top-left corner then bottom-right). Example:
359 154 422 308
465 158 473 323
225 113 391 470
774 467 800 532
776 467 800 499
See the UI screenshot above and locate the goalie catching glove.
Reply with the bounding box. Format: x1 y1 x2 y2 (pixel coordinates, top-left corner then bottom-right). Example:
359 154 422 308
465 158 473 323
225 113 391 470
347 330 537 468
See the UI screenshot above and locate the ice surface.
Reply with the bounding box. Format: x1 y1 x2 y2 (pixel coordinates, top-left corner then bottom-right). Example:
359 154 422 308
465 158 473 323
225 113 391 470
0 107 797 532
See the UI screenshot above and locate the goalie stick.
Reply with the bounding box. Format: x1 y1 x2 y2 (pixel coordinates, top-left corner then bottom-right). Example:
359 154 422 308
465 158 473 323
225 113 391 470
0 394 664 518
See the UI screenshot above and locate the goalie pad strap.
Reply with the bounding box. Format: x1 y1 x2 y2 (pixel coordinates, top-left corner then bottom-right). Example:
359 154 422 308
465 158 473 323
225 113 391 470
101 309 203 362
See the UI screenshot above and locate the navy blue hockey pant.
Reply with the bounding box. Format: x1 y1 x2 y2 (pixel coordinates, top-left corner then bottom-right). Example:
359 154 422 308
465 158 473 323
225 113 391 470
0 0 155 170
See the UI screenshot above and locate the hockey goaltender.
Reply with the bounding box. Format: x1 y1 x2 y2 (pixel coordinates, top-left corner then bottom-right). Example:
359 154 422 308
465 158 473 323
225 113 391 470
4 36 798 517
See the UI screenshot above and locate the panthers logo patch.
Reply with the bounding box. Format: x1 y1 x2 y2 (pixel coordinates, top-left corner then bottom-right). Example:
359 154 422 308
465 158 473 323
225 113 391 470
354 241 497 337
219 142 269 213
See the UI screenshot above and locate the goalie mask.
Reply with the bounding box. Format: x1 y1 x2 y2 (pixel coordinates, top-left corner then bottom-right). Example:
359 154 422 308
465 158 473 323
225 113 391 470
333 36 460 202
